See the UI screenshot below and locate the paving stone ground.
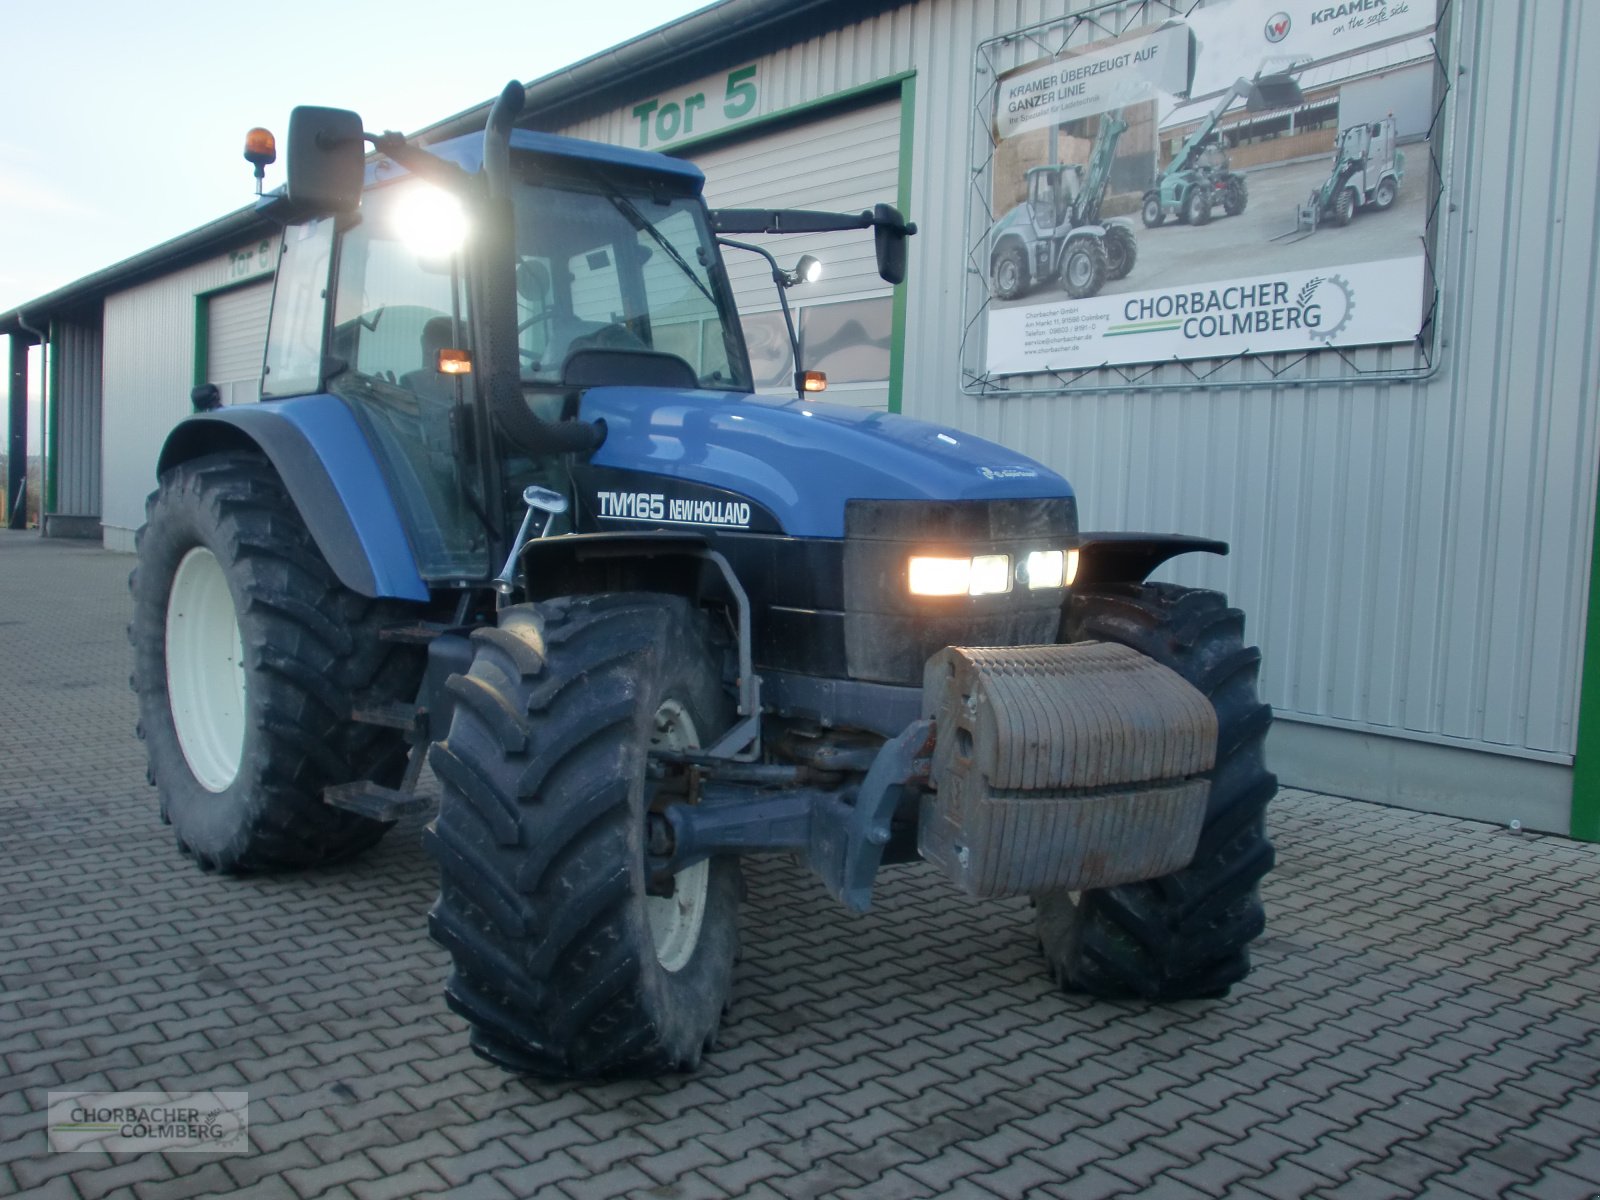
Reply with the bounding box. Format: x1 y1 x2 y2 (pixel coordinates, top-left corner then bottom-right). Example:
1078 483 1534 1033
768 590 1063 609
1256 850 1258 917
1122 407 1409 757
3 529 1599 1200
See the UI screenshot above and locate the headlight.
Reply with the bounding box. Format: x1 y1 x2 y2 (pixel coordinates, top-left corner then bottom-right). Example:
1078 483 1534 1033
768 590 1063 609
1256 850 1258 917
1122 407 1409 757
908 556 974 596
908 554 1013 596
1019 549 1080 589
909 549 1077 596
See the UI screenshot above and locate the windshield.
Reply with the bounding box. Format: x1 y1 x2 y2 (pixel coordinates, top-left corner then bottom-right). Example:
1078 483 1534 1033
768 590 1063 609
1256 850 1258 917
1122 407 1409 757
510 173 751 391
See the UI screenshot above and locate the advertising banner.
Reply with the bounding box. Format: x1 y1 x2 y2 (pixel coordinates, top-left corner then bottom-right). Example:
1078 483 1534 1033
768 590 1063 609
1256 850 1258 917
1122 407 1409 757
995 24 1192 141
979 0 1438 378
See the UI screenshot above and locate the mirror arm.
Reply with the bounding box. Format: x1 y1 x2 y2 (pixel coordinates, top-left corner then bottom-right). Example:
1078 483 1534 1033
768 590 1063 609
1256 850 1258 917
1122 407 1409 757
718 237 805 400
368 131 473 191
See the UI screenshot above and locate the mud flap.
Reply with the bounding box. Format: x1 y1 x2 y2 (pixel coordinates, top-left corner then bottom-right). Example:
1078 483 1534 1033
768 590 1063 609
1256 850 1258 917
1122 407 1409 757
919 643 1216 897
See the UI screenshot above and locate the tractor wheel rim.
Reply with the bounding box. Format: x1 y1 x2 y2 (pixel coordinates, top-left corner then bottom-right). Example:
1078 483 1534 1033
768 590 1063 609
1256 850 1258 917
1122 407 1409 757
165 546 247 792
997 260 1017 292
1068 254 1092 288
647 698 709 973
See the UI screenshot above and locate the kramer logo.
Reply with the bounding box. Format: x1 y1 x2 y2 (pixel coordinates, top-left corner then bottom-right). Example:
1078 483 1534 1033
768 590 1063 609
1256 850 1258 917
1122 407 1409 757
1265 11 1291 41
1312 0 1387 24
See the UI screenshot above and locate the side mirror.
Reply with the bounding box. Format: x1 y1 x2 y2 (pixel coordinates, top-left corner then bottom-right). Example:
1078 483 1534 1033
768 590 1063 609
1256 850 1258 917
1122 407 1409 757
286 106 365 216
872 203 916 285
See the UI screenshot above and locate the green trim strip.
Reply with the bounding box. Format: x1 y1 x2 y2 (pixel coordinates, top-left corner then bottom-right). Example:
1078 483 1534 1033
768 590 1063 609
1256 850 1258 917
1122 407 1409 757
663 69 917 159
1572 478 1600 840
192 293 210 389
886 73 917 415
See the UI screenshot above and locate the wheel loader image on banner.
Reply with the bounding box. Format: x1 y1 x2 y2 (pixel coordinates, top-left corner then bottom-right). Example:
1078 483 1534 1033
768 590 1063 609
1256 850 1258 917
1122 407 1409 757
988 110 1138 301
130 82 1277 1079
1296 116 1405 233
1142 69 1306 229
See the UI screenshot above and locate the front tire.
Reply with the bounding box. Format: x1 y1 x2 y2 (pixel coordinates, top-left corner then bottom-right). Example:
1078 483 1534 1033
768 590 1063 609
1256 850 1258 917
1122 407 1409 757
129 452 424 871
1184 185 1213 226
992 245 1030 301
1223 175 1249 217
1036 583 1276 999
1141 193 1164 228
427 595 740 1078
1060 238 1109 299
1334 186 1357 226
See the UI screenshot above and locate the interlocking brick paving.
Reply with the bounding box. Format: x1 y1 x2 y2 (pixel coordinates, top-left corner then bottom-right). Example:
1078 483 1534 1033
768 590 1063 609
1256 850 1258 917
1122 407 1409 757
3 529 1599 1199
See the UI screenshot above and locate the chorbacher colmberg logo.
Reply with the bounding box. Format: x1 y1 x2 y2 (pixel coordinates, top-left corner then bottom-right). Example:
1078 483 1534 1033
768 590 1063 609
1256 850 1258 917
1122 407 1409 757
1122 277 1349 340
69 1102 231 1142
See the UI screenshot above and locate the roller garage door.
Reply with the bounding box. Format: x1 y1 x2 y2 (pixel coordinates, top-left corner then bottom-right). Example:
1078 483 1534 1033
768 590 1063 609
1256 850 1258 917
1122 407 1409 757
205 280 273 406
688 97 901 408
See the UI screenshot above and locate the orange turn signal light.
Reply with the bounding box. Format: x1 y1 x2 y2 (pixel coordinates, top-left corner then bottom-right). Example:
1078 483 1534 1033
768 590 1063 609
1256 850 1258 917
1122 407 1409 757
244 127 277 167
801 370 828 393
437 348 473 375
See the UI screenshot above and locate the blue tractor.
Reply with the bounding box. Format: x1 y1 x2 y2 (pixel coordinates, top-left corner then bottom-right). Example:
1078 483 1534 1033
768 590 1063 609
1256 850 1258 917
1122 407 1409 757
131 83 1276 1078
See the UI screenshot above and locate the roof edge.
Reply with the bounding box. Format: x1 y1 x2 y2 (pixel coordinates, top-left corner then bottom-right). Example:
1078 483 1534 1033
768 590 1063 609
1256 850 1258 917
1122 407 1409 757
0 204 273 339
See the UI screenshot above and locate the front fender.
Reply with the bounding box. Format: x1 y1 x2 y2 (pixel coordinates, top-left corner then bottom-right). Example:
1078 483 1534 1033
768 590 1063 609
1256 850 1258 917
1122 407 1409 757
158 396 429 601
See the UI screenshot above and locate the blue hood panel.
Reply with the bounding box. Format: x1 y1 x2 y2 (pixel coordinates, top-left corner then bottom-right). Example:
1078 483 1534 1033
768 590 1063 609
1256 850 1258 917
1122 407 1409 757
582 388 1072 538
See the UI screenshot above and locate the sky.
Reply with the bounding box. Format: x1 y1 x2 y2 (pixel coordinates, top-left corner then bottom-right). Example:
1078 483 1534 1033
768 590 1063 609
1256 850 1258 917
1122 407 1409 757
1 0 712 444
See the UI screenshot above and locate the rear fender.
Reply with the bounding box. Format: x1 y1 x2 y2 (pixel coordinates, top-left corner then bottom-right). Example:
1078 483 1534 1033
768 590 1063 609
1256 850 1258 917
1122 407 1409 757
157 396 429 601
1074 532 1228 588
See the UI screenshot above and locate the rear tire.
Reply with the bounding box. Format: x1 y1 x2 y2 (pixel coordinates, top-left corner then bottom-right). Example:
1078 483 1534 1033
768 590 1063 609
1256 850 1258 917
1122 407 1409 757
426 595 740 1078
1037 583 1276 999
1102 224 1138 281
1373 177 1398 210
129 452 424 871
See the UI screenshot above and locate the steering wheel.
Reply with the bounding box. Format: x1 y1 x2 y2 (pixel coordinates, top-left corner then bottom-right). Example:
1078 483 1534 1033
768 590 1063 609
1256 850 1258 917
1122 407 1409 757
567 323 647 354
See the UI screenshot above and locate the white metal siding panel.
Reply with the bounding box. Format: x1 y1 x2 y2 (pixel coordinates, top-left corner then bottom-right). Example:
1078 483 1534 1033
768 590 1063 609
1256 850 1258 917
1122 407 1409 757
689 101 901 308
206 281 272 406
54 321 102 516
101 244 279 544
589 0 1593 764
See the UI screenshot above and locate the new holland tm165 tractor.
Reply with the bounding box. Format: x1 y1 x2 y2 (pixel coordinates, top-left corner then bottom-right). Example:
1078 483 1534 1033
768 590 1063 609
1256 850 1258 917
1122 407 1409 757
131 83 1276 1079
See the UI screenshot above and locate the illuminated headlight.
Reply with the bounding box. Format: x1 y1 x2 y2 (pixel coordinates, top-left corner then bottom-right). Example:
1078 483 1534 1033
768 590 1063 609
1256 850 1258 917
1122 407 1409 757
908 554 1013 596
969 555 1011 595
1013 549 1080 589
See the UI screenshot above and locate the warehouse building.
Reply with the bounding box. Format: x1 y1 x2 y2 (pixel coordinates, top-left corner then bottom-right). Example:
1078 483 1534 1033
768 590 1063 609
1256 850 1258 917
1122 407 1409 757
3 0 1597 838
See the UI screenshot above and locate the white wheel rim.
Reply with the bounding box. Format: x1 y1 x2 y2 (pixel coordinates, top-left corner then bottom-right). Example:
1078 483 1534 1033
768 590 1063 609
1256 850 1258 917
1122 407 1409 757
165 546 247 792
647 698 709 973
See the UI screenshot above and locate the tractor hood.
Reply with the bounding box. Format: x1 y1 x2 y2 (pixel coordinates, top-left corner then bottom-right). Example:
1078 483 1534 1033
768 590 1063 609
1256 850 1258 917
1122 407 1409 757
581 387 1071 538
989 202 1030 249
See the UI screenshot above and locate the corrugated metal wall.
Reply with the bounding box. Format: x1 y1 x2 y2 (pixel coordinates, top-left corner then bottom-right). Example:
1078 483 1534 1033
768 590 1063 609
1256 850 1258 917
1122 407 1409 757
558 0 1599 766
52 320 101 517
101 246 279 550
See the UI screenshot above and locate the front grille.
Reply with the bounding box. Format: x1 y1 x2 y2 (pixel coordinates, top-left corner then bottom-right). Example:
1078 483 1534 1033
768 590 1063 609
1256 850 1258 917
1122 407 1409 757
841 497 1078 685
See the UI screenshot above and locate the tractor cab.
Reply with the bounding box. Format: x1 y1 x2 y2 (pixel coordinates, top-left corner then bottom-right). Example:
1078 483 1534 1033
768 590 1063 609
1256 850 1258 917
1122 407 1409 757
1026 164 1082 235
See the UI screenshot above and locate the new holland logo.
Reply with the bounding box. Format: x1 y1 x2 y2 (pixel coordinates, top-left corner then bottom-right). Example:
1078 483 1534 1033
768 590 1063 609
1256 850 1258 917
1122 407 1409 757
1265 11 1291 41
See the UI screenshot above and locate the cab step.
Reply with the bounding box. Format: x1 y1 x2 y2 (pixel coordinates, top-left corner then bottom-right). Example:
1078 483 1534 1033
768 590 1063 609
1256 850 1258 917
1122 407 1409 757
324 780 435 822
